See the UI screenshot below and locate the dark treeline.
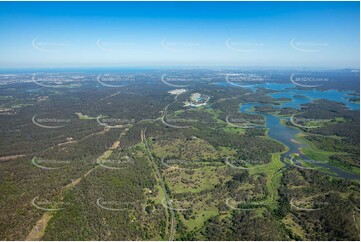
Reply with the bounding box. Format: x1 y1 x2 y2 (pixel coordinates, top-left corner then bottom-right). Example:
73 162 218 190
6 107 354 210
276 167 359 241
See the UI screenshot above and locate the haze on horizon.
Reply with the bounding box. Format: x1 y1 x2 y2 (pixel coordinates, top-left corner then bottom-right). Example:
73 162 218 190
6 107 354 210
0 1 359 69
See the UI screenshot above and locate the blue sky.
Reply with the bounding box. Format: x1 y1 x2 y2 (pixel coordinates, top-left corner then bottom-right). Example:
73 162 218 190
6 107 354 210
0 1 359 68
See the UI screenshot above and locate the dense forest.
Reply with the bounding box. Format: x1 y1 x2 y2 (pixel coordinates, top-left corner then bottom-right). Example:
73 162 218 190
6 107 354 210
0 70 359 240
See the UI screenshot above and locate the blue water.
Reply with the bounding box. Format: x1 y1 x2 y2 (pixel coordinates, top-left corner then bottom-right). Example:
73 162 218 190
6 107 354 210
240 103 359 180
240 103 303 155
240 104 303 156
269 89 360 110
215 81 360 110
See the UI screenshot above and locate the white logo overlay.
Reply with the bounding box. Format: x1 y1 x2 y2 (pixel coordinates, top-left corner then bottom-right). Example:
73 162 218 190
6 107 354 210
31 197 68 211
161 39 199 52
290 197 328 211
160 74 193 88
96 74 130 88
96 197 140 211
225 157 267 170
290 38 328 52
96 157 135 170
225 39 264 52
96 39 136 52
31 157 70 170
161 116 194 129
290 156 328 170
161 157 195 170
290 74 328 88
96 116 135 129
290 114 322 129
226 114 262 129
225 74 255 88
225 198 269 211
32 114 70 129
32 73 77 88
32 38 69 52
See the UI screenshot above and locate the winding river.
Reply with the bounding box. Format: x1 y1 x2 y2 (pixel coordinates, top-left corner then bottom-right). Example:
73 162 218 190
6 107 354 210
234 82 360 180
